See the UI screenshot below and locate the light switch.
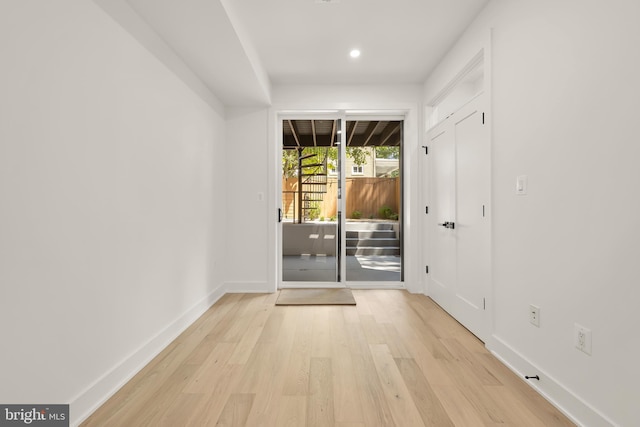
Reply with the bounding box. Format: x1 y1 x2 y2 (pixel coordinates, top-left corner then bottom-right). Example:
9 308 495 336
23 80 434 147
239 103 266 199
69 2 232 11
516 175 528 195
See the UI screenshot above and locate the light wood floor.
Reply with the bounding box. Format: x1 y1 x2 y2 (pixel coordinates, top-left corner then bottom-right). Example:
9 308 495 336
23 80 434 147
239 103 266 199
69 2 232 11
82 290 575 426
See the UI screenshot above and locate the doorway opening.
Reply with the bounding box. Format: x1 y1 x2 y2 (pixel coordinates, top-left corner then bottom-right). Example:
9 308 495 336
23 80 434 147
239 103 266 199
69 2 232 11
279 117 404 286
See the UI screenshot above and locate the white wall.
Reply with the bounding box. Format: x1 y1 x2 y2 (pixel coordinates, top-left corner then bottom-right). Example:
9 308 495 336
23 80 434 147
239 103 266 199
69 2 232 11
424 1 640 426
224 107 271 292
272 84 422 110
0 1 226 424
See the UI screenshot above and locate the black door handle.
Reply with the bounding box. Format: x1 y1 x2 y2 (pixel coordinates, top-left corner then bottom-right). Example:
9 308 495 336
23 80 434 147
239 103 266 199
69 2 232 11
278 208 283 223
438 221 455 229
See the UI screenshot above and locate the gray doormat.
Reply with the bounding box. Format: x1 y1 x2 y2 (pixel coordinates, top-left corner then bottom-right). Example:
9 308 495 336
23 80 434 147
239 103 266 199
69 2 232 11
275 288 356 305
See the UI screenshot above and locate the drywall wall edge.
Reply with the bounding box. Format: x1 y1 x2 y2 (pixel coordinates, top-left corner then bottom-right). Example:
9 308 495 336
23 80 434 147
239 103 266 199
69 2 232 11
92 0 225 116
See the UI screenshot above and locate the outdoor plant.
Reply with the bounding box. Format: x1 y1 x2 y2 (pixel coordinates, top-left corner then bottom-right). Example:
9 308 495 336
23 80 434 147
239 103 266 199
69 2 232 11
308 207 320 220
352 210 362 219
378 205 399 220
378 205 394 219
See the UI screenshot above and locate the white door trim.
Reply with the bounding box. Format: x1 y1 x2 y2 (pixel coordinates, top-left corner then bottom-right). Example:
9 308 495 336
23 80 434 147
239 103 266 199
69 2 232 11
271 105 420 292
424 39 493 344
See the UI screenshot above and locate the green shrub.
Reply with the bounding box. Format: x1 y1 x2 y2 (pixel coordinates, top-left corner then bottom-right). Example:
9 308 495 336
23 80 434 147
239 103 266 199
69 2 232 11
352 210 362 219
308 207 320 220
378 205 393 219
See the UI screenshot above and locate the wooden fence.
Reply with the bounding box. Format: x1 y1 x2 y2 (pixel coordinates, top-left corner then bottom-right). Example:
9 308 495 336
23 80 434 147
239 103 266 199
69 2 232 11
282 177 400 220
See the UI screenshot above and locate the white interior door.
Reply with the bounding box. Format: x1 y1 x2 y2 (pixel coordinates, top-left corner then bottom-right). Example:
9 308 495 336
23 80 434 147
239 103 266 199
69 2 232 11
429 123 456 310
428 96 490 341
454 102 490 339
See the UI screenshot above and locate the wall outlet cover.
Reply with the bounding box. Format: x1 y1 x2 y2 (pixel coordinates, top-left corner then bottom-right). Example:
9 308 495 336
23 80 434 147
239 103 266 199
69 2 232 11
574 323 592 355
529 304 540 327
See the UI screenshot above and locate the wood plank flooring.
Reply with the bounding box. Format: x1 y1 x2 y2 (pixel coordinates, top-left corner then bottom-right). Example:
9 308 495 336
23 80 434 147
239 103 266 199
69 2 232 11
81 290 575 426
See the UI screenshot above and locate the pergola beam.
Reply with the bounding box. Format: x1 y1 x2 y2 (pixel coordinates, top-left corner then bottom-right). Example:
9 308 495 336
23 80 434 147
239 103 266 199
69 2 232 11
330 120 336 146
379 121 401 146
283 120 401 147
287 120 301 147
361 121 380 147
284 135 333 147
311 120 317 147
347 120 358 146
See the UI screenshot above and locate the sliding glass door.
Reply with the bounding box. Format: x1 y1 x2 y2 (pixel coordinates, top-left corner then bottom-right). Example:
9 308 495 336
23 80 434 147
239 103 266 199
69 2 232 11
278 114 404 287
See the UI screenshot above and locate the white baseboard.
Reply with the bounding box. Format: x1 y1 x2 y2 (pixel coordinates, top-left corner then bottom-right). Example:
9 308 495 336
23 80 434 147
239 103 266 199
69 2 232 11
224 281 273 293
487 335 617 427
70 284 226 426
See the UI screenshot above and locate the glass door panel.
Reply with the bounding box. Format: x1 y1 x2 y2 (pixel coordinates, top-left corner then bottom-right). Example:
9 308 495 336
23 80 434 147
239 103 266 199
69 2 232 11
281 119 341 283
344 120 403 282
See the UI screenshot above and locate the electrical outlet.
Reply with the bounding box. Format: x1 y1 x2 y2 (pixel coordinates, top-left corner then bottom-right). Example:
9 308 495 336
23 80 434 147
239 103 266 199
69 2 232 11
529 305 540 327
574 323 592 355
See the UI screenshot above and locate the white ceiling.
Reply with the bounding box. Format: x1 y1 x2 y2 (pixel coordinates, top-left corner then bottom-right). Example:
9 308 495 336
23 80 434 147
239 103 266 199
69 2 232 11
229 0 489 85
116 0 489 106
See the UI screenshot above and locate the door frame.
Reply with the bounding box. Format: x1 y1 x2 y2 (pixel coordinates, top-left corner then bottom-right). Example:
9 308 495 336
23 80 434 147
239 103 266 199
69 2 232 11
423 43 493 343
271 107 420 292
427 95 491 340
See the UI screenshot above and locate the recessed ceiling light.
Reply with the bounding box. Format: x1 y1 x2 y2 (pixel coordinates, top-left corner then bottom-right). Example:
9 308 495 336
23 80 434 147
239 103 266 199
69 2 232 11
350 49 361 58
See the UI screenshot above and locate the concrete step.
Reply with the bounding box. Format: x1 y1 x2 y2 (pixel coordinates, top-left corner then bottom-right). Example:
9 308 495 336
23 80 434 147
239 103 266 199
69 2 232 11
345 222 396 231
346 247 400 256
346 230 396 239
346 237 399 247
